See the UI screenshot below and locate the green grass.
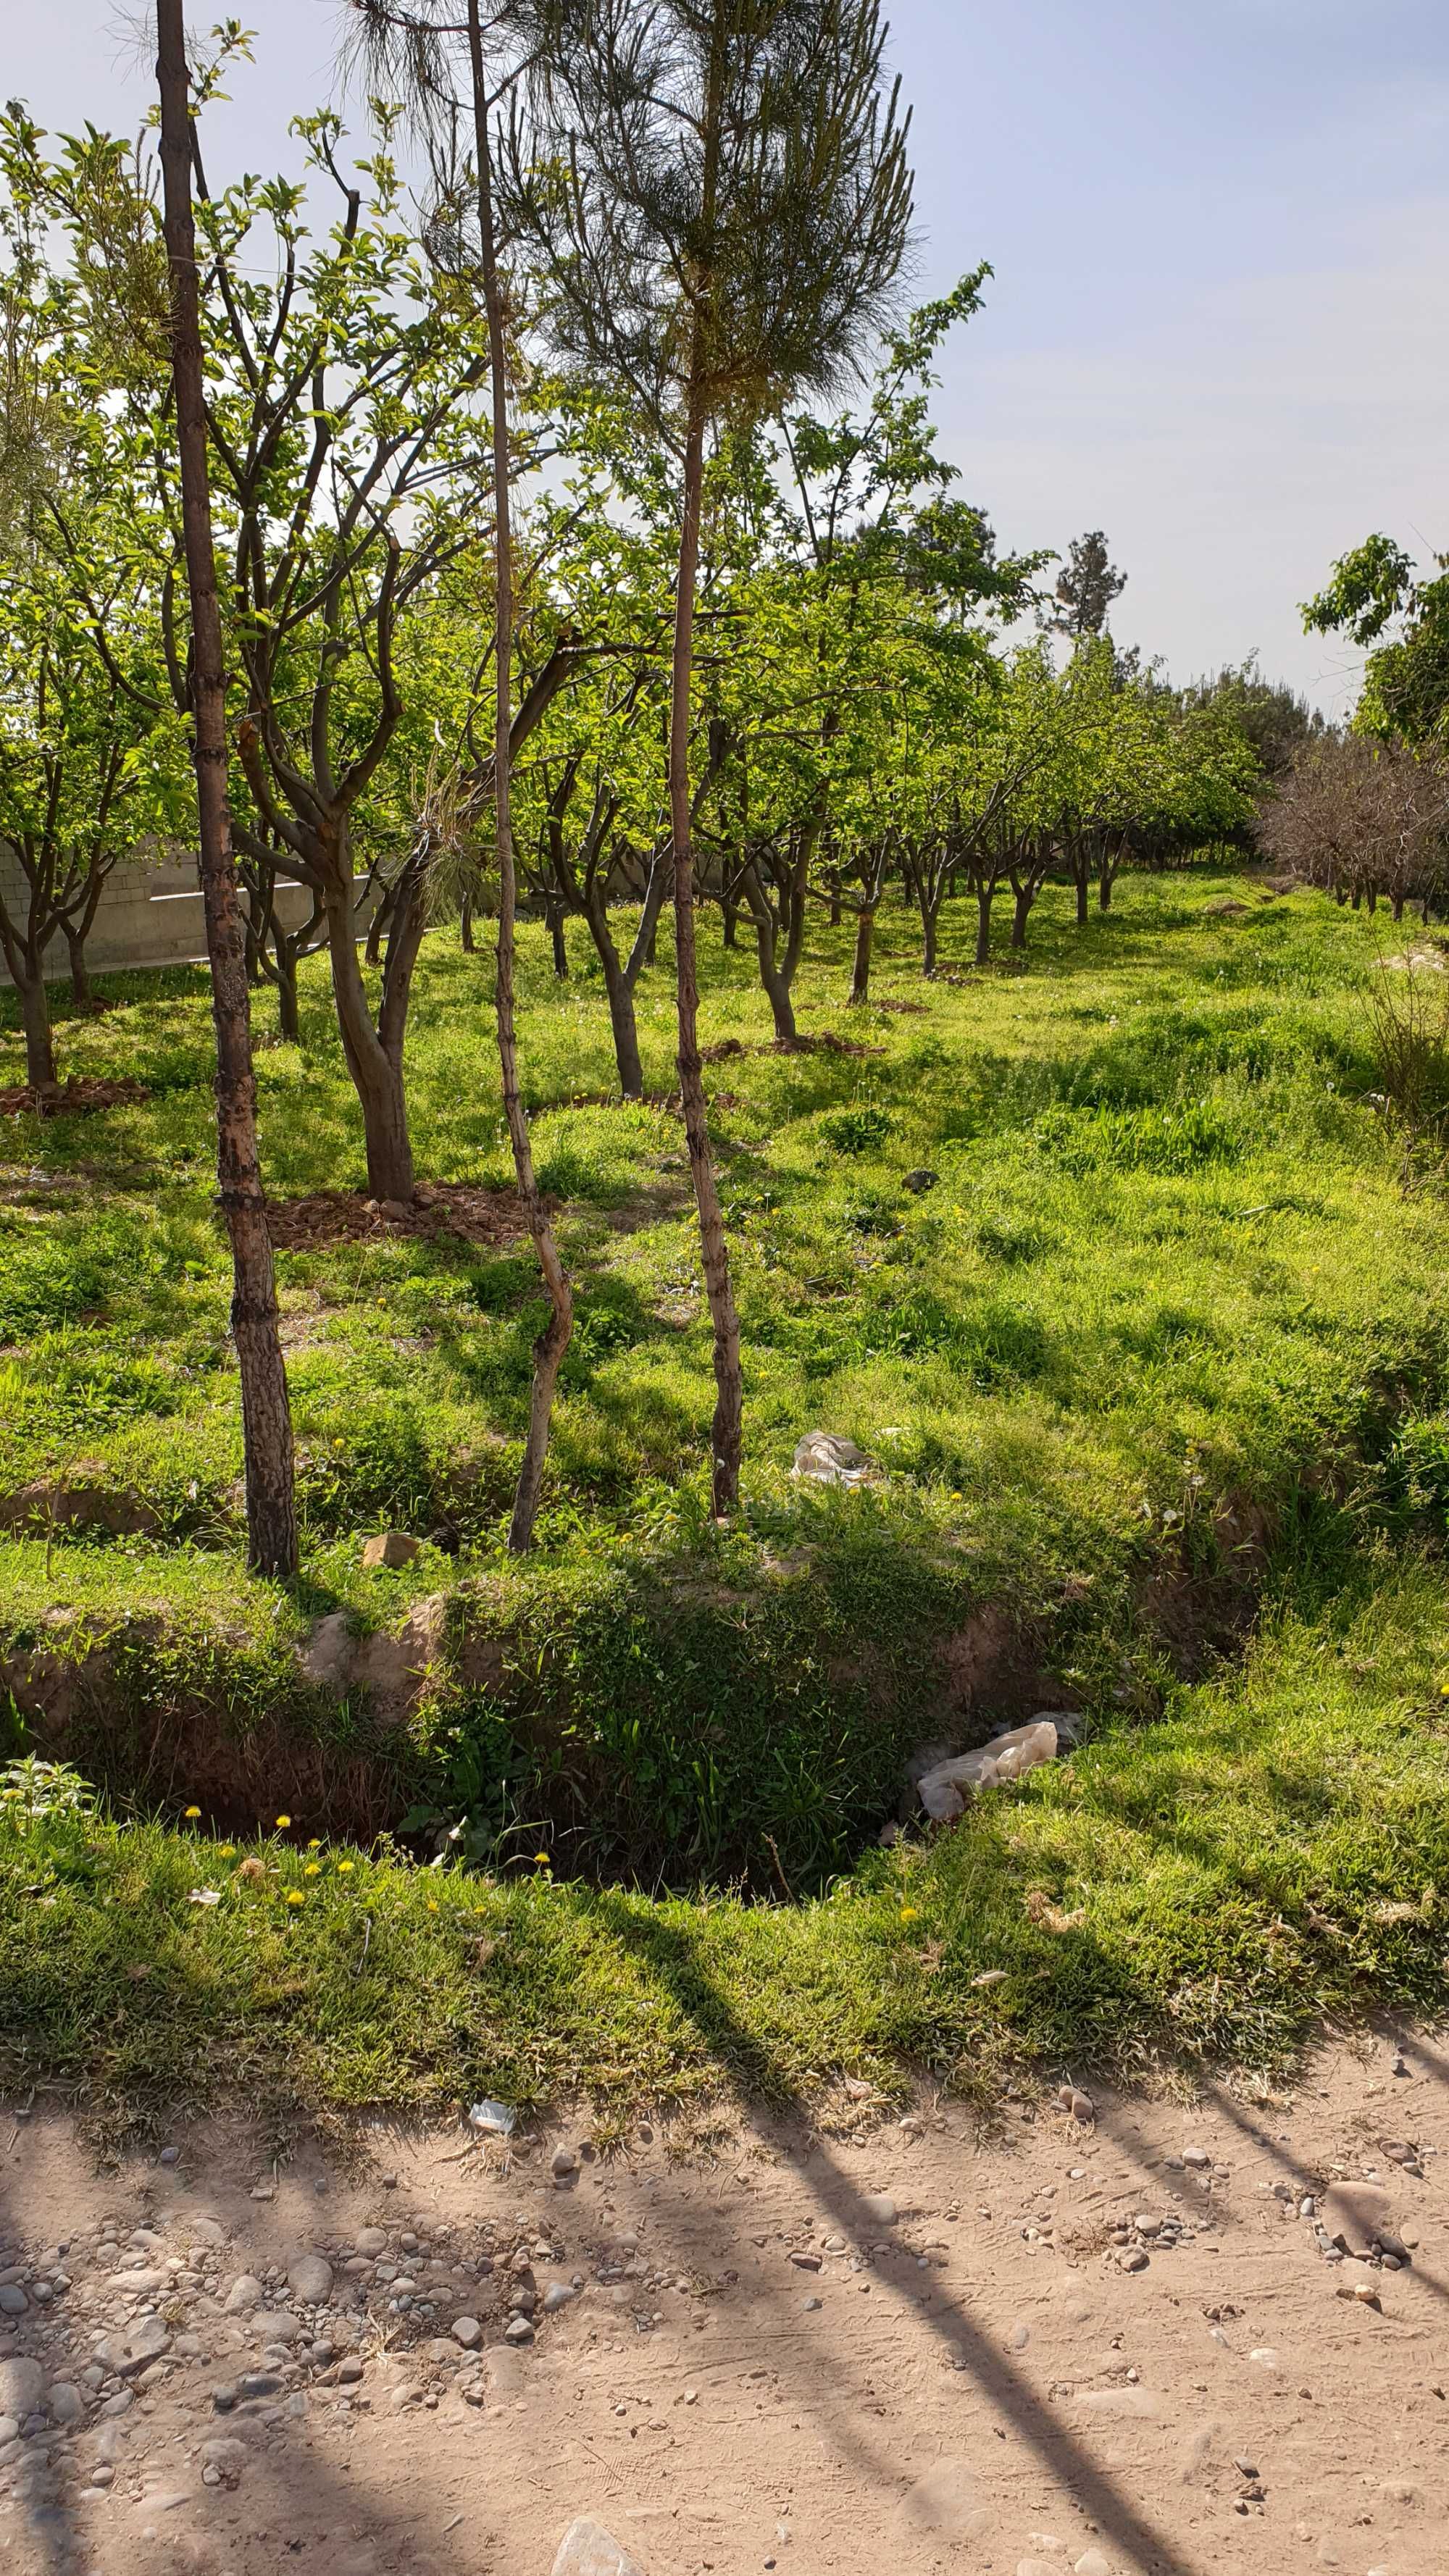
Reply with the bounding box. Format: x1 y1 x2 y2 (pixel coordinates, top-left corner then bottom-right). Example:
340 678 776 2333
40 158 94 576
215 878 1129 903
4 863 1449 2107
4 1556 1447 2122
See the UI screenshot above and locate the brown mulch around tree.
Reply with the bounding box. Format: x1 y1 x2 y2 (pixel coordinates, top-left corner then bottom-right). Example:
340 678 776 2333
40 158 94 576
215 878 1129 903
699 1029 884 1062
264 1180 552 1253
0 1075 151 1118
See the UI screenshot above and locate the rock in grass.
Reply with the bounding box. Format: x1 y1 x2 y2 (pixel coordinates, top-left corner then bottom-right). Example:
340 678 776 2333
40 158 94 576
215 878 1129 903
916 1719 1058 1823
791 1431 873 1486
551 2518 646 2576
362 1531 419 1569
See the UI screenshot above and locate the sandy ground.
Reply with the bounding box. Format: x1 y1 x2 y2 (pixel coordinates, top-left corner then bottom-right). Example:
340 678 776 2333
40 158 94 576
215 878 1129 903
0 2027 1445 2576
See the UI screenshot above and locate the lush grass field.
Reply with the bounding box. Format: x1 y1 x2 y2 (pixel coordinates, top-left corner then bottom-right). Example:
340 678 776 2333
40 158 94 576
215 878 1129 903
4 864 1449 2112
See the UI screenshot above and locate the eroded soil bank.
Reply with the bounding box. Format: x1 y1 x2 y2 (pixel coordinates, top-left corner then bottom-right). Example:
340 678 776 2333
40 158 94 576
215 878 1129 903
0 2028 1442 2576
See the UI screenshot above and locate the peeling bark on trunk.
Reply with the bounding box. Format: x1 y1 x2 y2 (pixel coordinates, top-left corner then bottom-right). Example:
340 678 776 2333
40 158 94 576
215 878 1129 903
157 0 296 1578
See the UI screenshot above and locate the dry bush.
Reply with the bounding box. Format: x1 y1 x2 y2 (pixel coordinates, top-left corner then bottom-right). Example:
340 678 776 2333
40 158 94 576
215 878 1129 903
1257 736 1449 919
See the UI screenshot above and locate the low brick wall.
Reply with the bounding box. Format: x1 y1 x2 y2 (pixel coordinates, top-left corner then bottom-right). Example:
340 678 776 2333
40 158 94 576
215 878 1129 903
0 853 323 985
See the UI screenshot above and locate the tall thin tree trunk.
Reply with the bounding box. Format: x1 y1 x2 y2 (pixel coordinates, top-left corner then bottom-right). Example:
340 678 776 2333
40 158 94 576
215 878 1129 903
156 0 296 1579
547 895 569 978
921 906 937 977
975 888 993 965
460 888 476 952
848 906 875 1005
467 1 572 1554
1011 888 1031 949
671 386 743 1516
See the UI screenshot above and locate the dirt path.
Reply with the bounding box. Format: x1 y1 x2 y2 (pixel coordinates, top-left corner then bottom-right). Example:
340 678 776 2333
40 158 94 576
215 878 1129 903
0 2028 1443 2576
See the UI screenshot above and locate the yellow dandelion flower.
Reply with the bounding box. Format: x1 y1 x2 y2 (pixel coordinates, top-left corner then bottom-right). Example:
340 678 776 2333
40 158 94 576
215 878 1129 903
899 1905 920 1924
304 1862 321 1878
336 1860 354 1875
533 1851 551 1867
286 1890 305 1907
426 1899 438 1914
306 1838 322 1851
275 1814 292 1830
218 1844 236 1859
183 1805 201 1820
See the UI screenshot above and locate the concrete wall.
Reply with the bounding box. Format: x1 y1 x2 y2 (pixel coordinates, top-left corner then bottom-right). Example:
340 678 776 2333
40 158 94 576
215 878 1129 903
0 852 322 985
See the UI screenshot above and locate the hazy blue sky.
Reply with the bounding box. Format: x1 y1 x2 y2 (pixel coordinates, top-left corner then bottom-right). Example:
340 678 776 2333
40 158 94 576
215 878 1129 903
12 1 1449 708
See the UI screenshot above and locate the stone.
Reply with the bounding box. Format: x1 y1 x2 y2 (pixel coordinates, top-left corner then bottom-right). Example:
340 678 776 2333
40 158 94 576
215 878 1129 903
238 2372 283 2399
1119 2249 1149 2272
903 2460 992 2541
551 2146 578 2178
901 1168 939 1194
354 2228 389 2257
257 2309 303 2343
224 2274 263 2314
551 2518 646 2576
1182 2148 1211 2169
362 1531 419 1570
791 1431 873 1487
201 2436 248 2481
451 2317 483 2348
504 2315 535 2345
0 2284 28 2314
287 2254 335 2306
298 1613 354 1695
46 2384 84 2425
1075 2555 1113 2576
106 2267 169 2294
542 2283 577 2314
93 2318 170 2377
789 2251 822 2271
0 2361 43 2419
337 2357 364 2384
916 1719 1058 1823
1320 2183 1396 2259
862 2194 898 2228
0 2416 15 2446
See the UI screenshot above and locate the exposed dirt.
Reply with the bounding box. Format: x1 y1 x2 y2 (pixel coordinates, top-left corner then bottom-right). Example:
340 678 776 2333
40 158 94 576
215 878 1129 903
0 2030 1443 2575
700 1032 884 1062
263 1184 548 1253
0 1077 151 1118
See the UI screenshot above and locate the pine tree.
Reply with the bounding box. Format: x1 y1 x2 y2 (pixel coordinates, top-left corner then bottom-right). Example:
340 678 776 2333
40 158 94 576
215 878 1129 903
511 0 913 1513
1053 529 1126 642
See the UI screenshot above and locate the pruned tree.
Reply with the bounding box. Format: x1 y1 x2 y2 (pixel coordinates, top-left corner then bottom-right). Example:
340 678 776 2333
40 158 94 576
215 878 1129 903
1257 735 1449 920
511 0 914 1515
